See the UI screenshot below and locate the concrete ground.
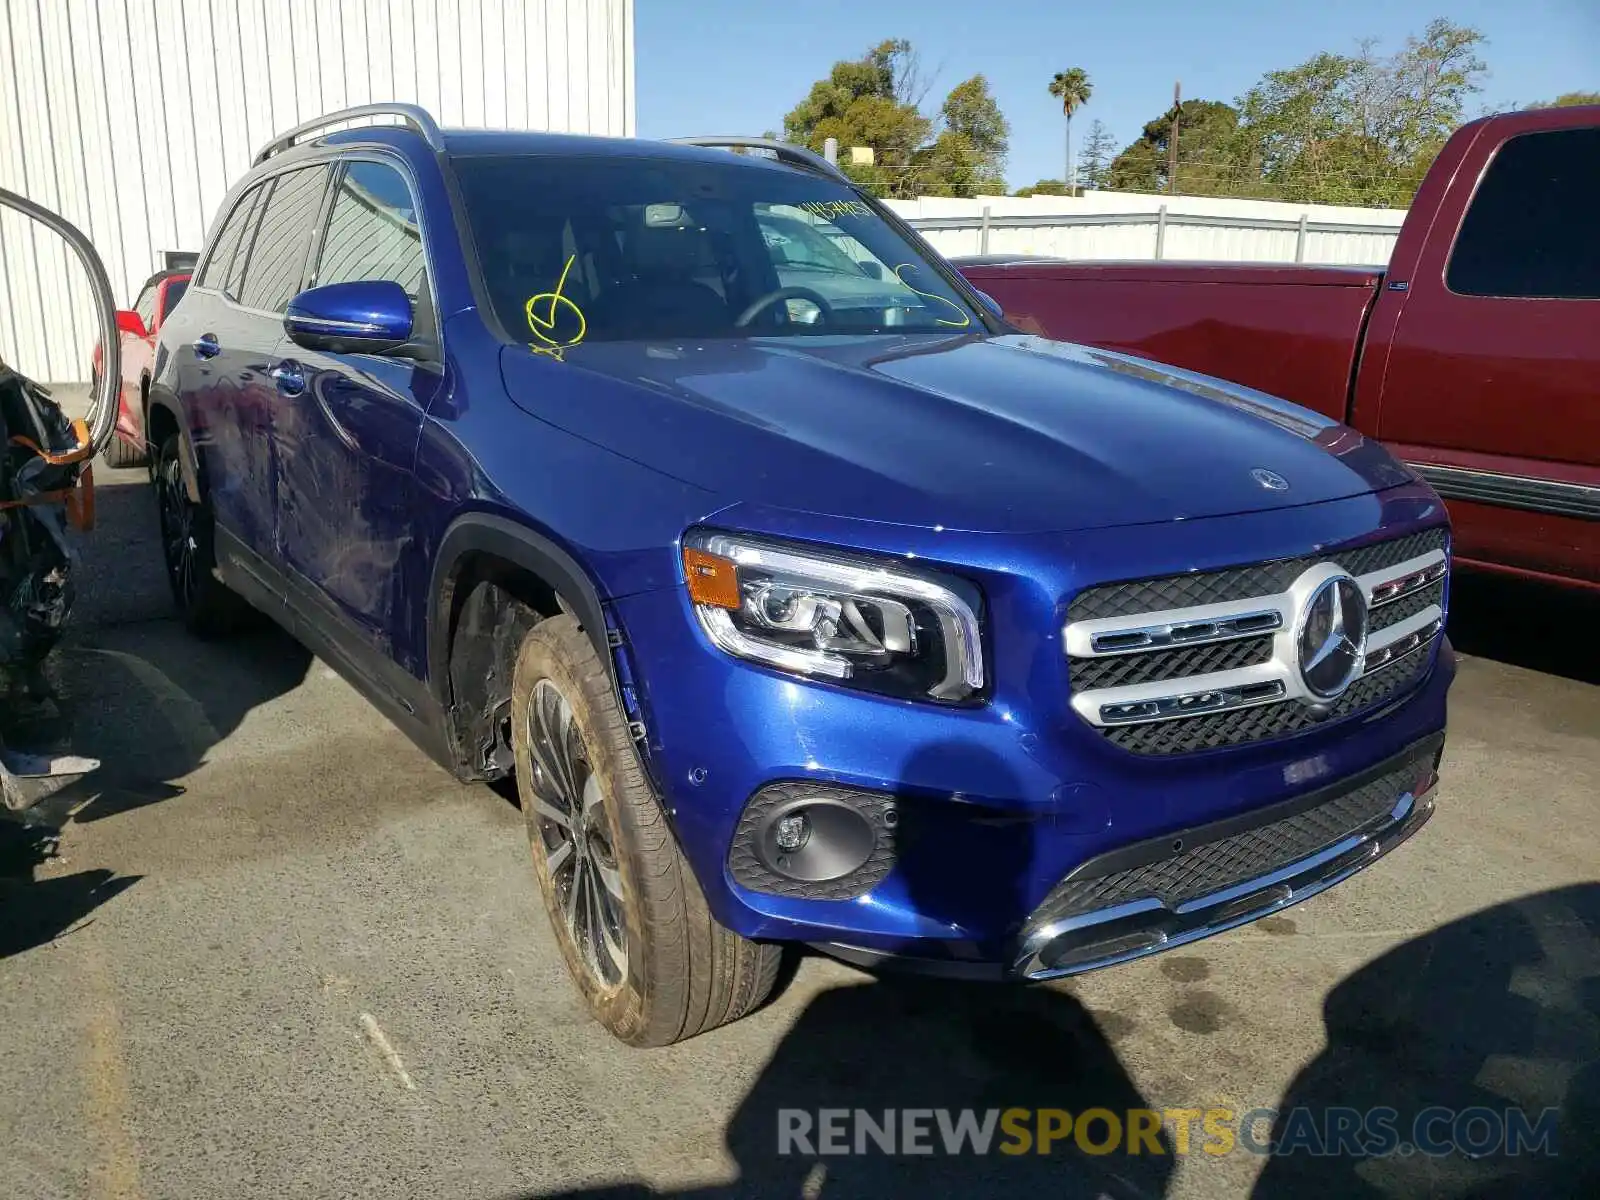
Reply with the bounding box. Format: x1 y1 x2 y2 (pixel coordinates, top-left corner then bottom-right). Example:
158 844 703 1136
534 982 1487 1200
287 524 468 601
2 447 1597 1198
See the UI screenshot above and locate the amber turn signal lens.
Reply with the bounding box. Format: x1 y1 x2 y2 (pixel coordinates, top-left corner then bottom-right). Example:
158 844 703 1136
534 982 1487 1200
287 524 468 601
683 546 741 610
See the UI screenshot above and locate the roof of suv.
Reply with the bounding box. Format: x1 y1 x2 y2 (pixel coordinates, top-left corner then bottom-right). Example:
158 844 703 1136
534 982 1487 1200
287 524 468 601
302 124 836 177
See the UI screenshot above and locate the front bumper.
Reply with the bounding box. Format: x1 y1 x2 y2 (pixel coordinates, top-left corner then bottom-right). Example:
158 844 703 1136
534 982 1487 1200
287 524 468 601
609 487 1455 974
1011 731 1440 980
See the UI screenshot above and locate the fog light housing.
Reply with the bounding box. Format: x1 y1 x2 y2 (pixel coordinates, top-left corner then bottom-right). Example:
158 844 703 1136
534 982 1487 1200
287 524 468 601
728 782 899 900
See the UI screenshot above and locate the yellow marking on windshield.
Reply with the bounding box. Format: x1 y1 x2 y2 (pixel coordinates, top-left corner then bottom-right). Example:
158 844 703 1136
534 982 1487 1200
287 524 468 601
525 254 588 360
892 263 972 328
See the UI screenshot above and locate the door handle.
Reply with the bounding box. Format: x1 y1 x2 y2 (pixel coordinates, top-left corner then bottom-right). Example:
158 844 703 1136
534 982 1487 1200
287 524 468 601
194 333 220 359
271 362 307 397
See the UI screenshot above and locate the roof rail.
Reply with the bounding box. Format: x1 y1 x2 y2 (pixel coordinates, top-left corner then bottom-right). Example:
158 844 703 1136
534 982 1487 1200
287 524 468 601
253 103 446 165
669 136 848 182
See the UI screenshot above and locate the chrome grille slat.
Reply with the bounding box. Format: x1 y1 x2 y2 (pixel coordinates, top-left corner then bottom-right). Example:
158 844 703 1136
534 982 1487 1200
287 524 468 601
1067 635 1275 692
1101 650 1432 755
1065 529 1449 755
1066 528 1448 623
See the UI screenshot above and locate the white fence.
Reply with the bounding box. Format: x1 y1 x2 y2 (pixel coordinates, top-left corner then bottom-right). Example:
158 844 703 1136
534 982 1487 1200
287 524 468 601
889 191 1407 266
0 0 635 383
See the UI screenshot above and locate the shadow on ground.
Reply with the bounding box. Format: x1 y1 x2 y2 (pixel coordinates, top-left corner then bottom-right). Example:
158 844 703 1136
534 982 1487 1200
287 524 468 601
1447 572 1600 685
7 478 315 824
2 477 311 954
0 817 140 958
513 886 1600 1200
1255 882 1600 1198
532 975 1171 1200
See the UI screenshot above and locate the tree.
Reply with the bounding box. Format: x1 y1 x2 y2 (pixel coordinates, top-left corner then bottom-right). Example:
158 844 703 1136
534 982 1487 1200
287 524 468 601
1103 19 1489 206
783 40 930 197
1528 91 1600 108
1107 100 1244 195
940 75 1009 190
1014 179 1069 197
782 44 1011 198
1237 19 1488 205
1047 68 1093 193
1076 119 1117 190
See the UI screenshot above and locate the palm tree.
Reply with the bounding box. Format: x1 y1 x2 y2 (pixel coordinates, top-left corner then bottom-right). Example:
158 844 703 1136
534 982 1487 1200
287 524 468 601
1048 68 1093 193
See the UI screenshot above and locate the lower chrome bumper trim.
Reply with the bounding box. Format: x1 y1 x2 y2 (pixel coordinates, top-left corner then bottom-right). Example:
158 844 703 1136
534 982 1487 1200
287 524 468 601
1012 782 1435 981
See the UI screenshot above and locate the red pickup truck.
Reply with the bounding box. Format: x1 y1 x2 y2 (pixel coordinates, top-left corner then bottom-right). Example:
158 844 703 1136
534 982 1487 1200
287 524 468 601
958 104 1599 592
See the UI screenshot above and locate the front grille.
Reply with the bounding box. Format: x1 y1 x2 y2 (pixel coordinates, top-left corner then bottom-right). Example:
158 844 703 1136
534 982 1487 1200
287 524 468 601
1102 649 1428 754
1065 527 1448 756
1067 527 1448 623
1370 579 1445 632
1027 740 1435 929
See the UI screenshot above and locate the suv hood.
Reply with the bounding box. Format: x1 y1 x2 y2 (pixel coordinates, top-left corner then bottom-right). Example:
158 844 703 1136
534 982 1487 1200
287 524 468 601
500 333 1411 534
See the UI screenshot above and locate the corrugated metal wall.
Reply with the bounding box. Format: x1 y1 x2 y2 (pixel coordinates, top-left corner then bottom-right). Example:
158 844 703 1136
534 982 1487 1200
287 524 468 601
889 192 1407 266
0 0 634 382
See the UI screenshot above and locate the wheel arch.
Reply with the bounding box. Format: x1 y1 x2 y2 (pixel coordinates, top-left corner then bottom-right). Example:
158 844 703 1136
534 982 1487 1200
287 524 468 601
427 512 648 781
144 389 199 501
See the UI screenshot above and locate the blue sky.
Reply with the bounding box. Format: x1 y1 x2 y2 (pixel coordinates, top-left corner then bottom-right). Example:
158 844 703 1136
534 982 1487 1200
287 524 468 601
636 0 1598 190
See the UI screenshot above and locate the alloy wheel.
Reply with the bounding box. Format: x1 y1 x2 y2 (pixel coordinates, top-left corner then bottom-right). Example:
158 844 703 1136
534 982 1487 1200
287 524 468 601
157 449 198 607
526 678 629 989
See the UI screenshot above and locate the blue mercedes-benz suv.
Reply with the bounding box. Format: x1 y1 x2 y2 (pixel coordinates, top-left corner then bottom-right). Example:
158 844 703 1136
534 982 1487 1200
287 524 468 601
149 104 1453 1045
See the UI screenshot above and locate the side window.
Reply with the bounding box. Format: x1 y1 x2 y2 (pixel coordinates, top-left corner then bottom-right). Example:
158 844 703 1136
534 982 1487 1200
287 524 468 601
132 285 158 328
237 166 330 313
312 160 427 299
195 185 263 292
159 278 189 321
1447 128 1600 299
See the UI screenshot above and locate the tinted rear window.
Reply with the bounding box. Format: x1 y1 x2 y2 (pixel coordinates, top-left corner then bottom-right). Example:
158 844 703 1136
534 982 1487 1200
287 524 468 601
1447 128 1600 299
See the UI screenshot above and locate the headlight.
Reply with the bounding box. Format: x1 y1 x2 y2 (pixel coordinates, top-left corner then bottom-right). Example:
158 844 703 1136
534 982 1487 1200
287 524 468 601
681 532 985 703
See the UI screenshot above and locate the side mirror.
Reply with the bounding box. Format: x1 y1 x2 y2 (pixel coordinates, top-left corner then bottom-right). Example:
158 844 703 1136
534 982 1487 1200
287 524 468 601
974 290 1004 318
284 280 413 354
115 309 147 337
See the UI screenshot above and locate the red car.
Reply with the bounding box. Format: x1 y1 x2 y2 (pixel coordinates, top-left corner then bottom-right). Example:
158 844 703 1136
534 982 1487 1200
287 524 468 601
90 269 190 467
959 103 1600 592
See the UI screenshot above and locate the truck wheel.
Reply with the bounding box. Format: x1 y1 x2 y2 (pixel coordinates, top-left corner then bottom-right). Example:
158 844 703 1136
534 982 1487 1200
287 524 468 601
101 432 146 469
154 432 249 637
511 614 780 1046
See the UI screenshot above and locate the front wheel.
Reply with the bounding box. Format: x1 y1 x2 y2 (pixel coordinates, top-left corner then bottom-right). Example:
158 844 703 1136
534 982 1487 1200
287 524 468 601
512 615 780 1046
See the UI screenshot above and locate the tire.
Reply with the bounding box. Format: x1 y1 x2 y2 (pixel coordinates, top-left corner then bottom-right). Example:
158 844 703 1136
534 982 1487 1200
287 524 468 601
153 432 251 637
101 432 146 469
512 614 781 1046
89 372 146 468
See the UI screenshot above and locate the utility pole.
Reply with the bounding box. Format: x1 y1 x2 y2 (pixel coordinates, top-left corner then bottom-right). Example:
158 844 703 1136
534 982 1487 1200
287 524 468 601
1168 81 1181 195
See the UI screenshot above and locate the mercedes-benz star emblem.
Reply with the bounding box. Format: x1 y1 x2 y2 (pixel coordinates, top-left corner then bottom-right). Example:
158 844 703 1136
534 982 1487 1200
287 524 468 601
1298 575 1369 699
1251 468 1290 491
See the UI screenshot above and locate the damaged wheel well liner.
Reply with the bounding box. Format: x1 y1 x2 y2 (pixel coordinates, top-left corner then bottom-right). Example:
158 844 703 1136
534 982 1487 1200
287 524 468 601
428 514 651 782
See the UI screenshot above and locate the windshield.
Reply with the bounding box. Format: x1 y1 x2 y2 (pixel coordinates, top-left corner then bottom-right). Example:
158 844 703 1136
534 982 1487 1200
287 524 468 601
452 153 983 349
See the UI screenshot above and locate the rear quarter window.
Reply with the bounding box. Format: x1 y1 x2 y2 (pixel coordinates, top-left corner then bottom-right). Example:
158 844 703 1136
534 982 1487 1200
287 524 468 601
196 185 264 293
